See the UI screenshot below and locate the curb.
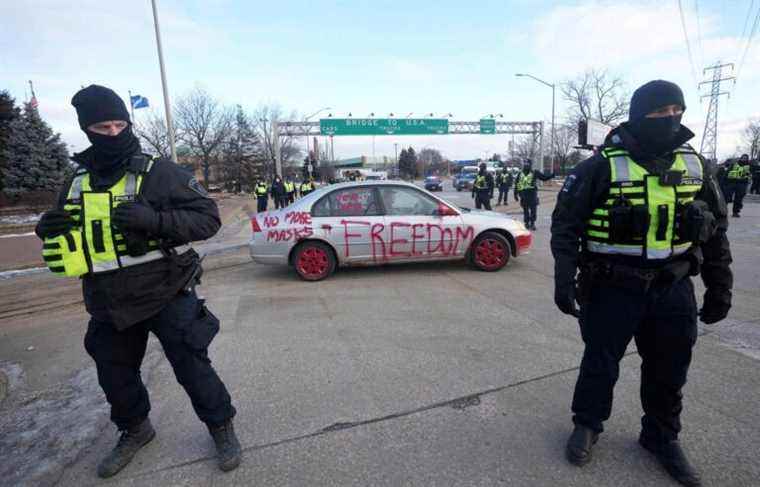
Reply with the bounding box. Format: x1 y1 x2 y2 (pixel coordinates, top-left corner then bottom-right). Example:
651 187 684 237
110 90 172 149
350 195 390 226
0 242 250 281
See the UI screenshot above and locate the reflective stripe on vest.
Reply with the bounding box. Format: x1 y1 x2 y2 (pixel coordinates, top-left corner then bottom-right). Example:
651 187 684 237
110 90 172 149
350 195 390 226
586 147 703 260
516 172 535 191
60 158 168 274
255 184 268 195
474 174 487 189
727 164 750 180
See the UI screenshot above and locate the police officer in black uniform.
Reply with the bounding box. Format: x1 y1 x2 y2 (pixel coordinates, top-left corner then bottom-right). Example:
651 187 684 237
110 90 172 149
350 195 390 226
514 159 554 230
34 85 241 478
551 80 733 487
471 162 494 210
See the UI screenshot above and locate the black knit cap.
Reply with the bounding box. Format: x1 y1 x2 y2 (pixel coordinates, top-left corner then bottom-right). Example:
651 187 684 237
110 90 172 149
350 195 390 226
628 80 686 122
71 84 130 130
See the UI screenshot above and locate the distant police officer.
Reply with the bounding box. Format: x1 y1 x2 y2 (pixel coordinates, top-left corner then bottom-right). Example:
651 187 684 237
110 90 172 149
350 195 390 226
471 162 494 210
495 170 513 206
725 154 751 217
551 80 733 487
514 159 554 230
34 85 241 478
285 178 296 204
299 178 315 197
255 179 269 212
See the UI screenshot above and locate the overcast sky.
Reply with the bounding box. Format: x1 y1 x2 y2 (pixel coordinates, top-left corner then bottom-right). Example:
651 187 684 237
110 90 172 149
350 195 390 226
3 0 759 161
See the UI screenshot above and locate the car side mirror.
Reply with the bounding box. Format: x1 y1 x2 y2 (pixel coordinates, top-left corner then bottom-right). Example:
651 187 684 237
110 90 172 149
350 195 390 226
434 204 458 217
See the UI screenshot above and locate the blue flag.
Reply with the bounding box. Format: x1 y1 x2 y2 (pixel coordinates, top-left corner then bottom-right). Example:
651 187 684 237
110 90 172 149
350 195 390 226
130 95 149 109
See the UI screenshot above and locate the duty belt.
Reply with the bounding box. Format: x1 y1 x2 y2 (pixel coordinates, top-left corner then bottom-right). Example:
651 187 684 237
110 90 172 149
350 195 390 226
581 258 692 294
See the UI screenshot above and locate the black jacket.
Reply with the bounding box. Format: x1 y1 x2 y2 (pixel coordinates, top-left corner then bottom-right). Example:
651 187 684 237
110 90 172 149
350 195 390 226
550 124 732 302
60 152 221 330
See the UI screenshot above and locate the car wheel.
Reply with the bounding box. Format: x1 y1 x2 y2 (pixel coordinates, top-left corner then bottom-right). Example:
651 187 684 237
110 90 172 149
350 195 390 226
469 231 511 272
293 241 336 281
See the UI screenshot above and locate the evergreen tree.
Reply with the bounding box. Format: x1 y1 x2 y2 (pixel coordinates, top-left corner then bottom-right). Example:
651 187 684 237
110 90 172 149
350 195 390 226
0 102 69 196
220 105 262 192
0 90 21 193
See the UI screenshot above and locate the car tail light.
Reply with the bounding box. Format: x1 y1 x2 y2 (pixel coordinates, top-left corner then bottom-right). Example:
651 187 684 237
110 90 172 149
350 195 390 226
251 217 262 233
516 233 532 252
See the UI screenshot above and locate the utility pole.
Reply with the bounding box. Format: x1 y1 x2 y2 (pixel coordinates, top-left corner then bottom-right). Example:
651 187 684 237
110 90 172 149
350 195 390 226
151 0 177 162
699 61 735 163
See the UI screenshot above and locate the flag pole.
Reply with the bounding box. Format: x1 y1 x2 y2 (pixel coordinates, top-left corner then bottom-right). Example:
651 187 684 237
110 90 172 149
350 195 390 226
128 90 135 121
151 0 177 162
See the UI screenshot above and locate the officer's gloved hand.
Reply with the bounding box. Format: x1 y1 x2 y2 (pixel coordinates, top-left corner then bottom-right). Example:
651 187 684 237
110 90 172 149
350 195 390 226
555 281 580 318
35 209 75 239
699 288 731 324
112 202 161 235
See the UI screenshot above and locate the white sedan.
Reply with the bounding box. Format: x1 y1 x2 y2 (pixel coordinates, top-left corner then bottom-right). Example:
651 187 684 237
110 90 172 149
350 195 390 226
249 181 532 281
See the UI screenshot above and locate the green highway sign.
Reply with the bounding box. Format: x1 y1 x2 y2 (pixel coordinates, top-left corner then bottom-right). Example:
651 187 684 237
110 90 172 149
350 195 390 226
479 118 496 134
320 118 449 136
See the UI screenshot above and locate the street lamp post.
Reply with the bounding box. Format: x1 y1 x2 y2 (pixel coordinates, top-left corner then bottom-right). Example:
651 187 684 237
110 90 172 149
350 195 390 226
150 0 177 163
516 73 555 173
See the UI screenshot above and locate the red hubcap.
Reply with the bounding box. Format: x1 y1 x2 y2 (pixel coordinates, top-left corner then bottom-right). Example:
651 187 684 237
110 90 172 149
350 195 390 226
297 247 329 279
474 239 507 270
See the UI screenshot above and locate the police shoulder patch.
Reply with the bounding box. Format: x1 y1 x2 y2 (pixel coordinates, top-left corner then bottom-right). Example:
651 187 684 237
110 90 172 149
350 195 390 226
561 174 577 193
188 178 209 197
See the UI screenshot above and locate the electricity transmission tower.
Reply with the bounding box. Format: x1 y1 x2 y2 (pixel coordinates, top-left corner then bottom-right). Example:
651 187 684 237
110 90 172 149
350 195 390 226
699 62 735 162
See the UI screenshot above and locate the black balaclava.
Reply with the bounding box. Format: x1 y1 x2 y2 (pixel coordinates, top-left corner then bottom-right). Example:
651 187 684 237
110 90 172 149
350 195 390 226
522 159 532 174
479 162 487 175
740 154 749 165
627 80 686 157
71 85 140 178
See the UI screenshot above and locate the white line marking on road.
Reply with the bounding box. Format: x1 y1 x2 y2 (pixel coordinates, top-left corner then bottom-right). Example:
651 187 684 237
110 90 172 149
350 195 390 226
0 232 36 239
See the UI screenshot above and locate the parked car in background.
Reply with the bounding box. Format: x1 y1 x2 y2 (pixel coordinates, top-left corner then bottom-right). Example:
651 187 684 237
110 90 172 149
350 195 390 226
250 181 532 281
424 176 443 191
453 172 476 191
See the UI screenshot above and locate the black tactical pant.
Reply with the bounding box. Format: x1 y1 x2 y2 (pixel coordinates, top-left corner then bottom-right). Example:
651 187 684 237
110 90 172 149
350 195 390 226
474 190 492 210
751 175 760 195
726 180 747 215
497 185 510 205
257 195 268 212
85 291 236 430
572 277 698 440
519 189 538 226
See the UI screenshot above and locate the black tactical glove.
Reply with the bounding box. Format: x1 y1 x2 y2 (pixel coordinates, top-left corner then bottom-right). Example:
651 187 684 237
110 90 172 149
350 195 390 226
554 281 580 318
699 288 731 324
112 202 161 235
35 209 75 239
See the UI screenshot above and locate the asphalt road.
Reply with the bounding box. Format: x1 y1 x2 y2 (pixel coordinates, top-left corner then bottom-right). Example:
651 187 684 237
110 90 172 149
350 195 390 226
0 188 758 487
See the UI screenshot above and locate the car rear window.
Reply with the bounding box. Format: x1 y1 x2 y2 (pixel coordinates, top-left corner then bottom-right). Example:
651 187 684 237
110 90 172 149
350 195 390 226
313 187 382 217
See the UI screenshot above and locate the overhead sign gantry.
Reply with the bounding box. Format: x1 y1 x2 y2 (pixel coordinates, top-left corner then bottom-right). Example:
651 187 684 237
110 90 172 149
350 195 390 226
271 118 544 175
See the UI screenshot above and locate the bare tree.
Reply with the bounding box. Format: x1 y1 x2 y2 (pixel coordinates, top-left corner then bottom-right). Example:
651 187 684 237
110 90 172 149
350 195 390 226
133 109 171 159
513 135 538 161
562 69 629 126
744 120 760 159
252 103 301 179
552 123 583 174
418 148 445 175
174 86 233 185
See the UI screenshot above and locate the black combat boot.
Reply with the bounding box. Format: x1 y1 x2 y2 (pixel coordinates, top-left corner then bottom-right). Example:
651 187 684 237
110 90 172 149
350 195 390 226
639 433 702 487
208 420 242 472
565 424 599 466
97 418 156 478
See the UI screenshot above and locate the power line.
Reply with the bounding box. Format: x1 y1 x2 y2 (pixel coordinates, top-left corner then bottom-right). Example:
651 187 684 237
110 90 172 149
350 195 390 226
677 0 700 86
699 62 735 162
740 0 755 41
694 0 704 68
736 3 760 83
